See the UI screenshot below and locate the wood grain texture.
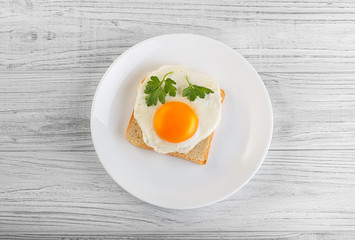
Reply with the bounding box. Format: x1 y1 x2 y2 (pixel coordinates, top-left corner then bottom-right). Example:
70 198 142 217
2 232 355 240
1 0 355 237
0 150 355 233
0 0 355 72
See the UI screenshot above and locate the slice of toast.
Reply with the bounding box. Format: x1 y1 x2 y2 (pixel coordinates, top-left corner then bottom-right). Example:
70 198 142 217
126 89 225 165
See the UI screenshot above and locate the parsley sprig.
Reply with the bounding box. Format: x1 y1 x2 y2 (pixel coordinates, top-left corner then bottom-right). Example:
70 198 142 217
182 76 214 101
144 72 177 106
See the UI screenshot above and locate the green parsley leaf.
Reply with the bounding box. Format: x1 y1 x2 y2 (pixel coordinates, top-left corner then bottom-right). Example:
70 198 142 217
145 87 166 106
182 76 214 101
144 72 176 106
164 78 177 97
144 76 160 94
182 84 197 101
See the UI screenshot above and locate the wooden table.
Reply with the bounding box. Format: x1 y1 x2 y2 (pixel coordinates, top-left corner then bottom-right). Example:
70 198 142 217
1 0 355 238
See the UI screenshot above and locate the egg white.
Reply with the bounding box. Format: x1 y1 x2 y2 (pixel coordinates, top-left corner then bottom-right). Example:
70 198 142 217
134 65 222 154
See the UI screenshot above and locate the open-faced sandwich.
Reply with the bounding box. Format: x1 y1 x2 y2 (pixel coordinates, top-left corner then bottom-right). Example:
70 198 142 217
126 65 224 165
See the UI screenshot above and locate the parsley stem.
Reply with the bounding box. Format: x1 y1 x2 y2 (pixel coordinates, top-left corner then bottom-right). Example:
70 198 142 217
162 71 173 82
185 75 192 85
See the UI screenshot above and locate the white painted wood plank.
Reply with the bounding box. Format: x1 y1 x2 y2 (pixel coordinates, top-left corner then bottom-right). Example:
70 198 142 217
0 150 354 232
0 0 354 72
2 232 355 240
1 71 354 151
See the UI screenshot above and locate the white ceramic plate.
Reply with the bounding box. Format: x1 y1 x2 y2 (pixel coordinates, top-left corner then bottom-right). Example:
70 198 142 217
91 34 273 209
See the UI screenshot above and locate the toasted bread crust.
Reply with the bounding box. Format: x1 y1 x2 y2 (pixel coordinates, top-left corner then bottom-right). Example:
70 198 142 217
126 89 225 165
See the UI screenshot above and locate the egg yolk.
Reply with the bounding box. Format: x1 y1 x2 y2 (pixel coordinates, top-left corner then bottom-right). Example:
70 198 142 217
153 101 198 143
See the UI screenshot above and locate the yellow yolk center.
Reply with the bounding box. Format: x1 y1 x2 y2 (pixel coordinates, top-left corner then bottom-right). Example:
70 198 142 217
153 101 198 143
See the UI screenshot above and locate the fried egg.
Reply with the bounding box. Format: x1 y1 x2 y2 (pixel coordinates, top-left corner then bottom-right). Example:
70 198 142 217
134 65 222 154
